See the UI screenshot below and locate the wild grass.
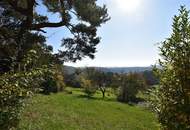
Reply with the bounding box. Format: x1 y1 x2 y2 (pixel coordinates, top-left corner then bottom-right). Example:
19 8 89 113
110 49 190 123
19 88 159 130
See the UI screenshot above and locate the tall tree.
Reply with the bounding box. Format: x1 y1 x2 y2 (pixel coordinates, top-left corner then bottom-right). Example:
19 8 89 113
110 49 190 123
0 1 109 129
0 0 110 72
154 6 190 129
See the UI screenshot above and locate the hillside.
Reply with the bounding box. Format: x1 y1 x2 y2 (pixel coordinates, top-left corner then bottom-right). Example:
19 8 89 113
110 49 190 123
96 67 153 73
64 66 153 74
64 65 76 74
19 88 159 130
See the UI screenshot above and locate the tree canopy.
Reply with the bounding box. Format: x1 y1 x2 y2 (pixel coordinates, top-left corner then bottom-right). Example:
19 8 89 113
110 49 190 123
0 0 110 66
0 1 109 129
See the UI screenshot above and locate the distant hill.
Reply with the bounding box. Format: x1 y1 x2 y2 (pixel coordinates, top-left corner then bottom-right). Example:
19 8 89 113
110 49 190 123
64 66 153 74
63 65 76 74
96 67 153 73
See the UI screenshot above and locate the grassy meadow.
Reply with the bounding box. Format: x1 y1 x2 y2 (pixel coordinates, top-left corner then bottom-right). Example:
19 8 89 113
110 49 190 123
18 88 159 130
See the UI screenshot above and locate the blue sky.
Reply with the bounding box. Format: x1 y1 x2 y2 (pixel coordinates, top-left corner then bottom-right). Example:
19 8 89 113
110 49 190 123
37 0 190 67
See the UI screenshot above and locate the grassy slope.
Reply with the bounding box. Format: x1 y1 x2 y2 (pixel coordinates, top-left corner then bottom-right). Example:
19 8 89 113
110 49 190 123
19 88 159 130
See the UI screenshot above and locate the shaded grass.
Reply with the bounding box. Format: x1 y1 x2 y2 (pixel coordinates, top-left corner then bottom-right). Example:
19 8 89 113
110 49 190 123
19 88 159 130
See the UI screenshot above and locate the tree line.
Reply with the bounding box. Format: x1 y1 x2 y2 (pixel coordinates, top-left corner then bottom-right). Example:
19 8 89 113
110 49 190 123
64 67 157 102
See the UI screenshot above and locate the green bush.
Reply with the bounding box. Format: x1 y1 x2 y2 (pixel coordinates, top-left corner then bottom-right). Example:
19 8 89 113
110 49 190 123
41 77 57 95
0 68 45 130
40 65 65 95
117 73 146 103
80 78 96 97
0 78 26 130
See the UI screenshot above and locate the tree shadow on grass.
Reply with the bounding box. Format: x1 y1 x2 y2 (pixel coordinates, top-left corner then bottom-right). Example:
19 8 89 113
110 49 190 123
74 94 117 102
133 97 146 103
71 93 146 107
117 97 147 106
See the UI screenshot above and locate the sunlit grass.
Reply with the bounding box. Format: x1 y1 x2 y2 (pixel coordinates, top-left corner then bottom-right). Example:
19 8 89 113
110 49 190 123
19 88 159 130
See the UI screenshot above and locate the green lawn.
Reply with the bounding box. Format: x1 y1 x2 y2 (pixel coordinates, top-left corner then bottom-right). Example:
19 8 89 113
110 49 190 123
19 88 159 130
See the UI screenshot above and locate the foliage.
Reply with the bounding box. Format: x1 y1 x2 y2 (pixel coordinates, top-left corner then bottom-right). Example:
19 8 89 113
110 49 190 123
0 48 52 130
0 0 110 63
152 6 190 130
142 70 159 86
117 73 147 103
80 77 96 97
64 73 81 88
40 70 57 95
78 68 115 98
54 65 65 92
91 70 114 98
146 86 160 112
41 64 65 95
0 1 109 129
64 69 81 88
0 66 48 130
78 68 96 97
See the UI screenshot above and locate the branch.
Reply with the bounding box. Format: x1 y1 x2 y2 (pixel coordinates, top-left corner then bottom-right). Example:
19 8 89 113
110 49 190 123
7 0 67 32
37 29 47 33
66 23 78 37
31 21 66 30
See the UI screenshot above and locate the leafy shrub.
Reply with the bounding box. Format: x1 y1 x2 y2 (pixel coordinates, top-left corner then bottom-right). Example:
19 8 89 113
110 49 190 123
64 73 81 88
40 64 65 95
80 78 96 97
0 68 46 130
142 70 159 86
54 66 65 92
117 73 146 103
41 76 57 95
0 49 50 130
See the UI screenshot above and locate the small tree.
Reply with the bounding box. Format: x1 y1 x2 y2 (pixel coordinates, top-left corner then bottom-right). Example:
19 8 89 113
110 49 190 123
92 71 113 98
153 6 190 130
79 68 97 97
80 77 96 97
80 68 114 98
